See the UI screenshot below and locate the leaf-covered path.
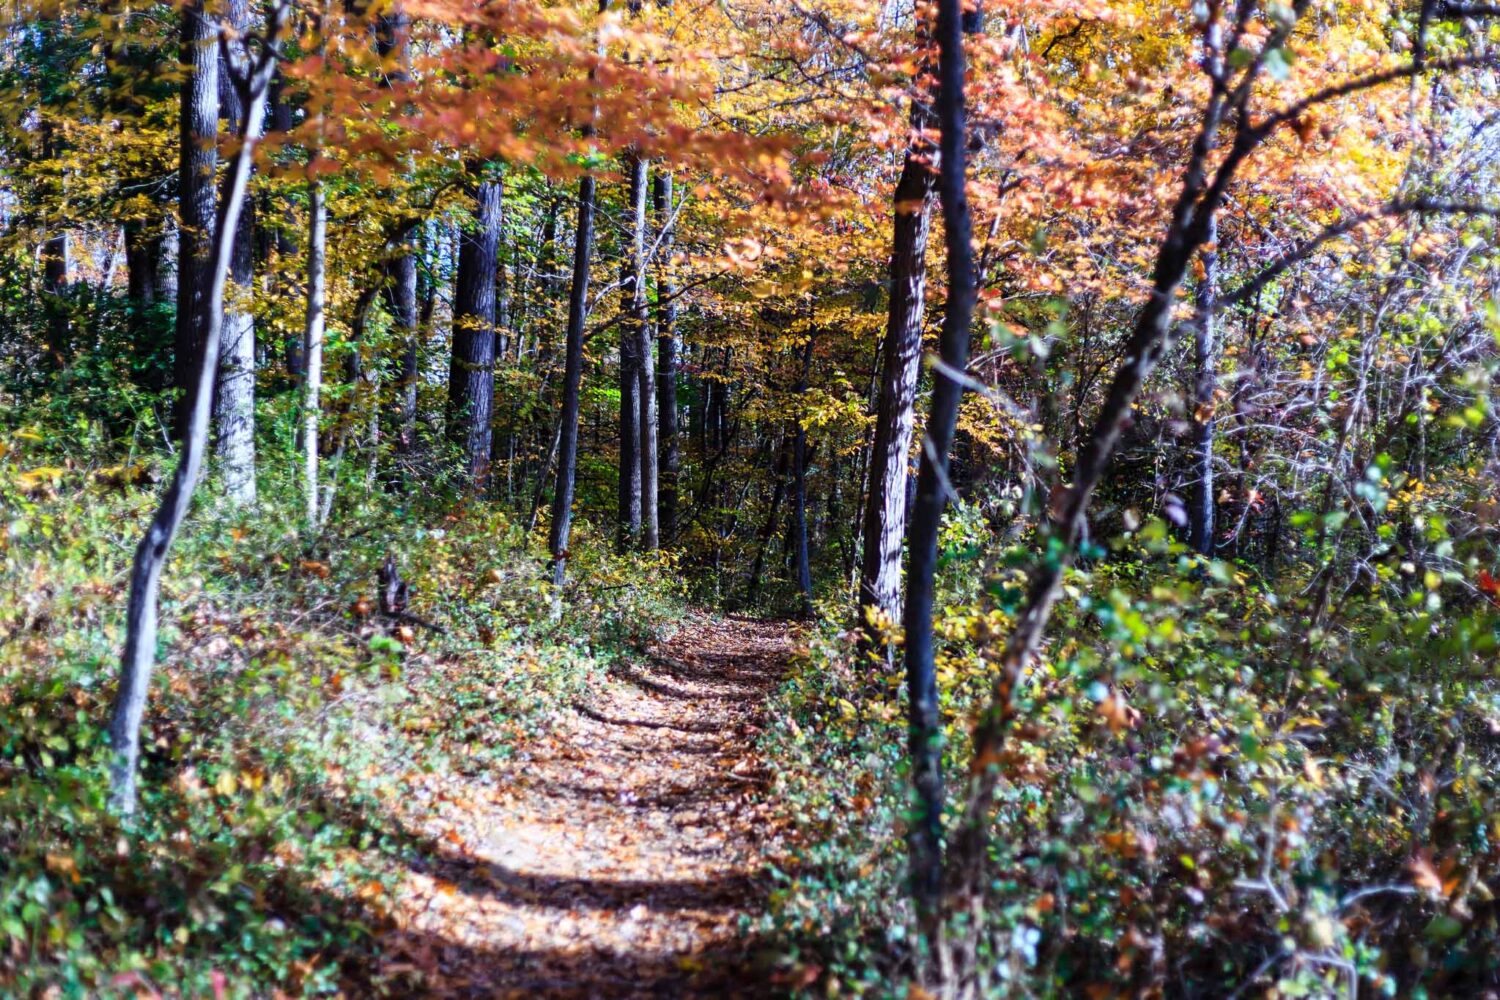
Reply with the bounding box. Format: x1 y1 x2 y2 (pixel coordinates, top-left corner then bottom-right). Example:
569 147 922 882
376 614 792 997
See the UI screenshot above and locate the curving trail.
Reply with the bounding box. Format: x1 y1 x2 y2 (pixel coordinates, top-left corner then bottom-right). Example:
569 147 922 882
377 614 792 998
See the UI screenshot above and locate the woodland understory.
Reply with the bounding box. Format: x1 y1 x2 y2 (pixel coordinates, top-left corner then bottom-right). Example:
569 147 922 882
2 0 1500 996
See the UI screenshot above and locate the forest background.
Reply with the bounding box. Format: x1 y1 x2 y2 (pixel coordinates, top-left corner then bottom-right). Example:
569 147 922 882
2 0 1500 995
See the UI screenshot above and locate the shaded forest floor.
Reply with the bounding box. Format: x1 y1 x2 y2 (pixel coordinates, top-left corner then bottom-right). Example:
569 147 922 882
373 614 794 997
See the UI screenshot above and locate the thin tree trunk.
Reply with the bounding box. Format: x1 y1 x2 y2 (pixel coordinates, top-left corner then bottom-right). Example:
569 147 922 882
216 0 257 506
110 5 284 815
303 181 327 527
123 221 162 380
617 154 645 550
746 437 791 605
38 113 70 367
41 230 69 365
549 179 597 584
794 334 816 618
942 13 1240 973
627 155 658 550
653 171 680 540
859 96 936 663
387 224 420 456
1188 216 1219 555
376 4 418 460
549 9 605 585
902 0 977 934
173 0 219 437
269 71 303 381
449 177 502 488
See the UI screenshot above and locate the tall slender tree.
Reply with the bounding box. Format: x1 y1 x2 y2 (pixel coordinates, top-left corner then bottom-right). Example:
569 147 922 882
857 9 938 665
1188 217 1219 555
901 0 977 933
110 1 288 815
173 0 219 435
617 152 646 549
375 2 420 460
449 176 503 487
216 0 257 506
653 171 680 540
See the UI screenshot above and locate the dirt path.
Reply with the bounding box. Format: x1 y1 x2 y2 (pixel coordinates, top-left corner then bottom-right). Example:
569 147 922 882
376 614 792 998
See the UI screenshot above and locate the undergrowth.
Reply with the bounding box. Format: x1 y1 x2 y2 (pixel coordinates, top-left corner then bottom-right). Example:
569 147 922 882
0 417 684 997
760 501 1500 998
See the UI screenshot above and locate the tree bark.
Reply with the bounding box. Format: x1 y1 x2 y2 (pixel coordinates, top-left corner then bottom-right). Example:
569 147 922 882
942 11 1242 969
746 437 791 605
859 94 936 663
617 154 645 550
110 3 285 815
269 70 303 381
123 220 164 389
215 0 257 507
549 178 598 585
387 224 420 457
302 181 327 527
173 0 219 437
376 4 419 460
628 155 658 550
793 334 816 618
902 0 977 933
1188 216 1219 555
653 171 680 541
449 177 502 488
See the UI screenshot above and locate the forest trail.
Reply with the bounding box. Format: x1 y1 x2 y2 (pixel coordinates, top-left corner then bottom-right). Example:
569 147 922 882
375 614 794 998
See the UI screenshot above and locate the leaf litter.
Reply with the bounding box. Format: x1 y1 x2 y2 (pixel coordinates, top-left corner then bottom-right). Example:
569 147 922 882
376 614 793 997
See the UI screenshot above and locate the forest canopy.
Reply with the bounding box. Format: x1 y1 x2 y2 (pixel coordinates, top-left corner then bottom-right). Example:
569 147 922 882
1 0 1499 995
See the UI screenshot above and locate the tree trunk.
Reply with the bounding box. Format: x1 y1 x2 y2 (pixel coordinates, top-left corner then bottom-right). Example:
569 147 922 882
387 224 420 457
269 70 303 381
449 177 502 488
548 174 599 585
110 6 284 815
41 230 69 366
942 15 1239 972
628 155 658 550
173 0 219 437
794 334 816 618
376 4 418 460
303 181 327 527
124 219 164 389
859 100 937 663
746 437 791 606
215 0 257 506
617 154 645 550
902 0 977 932
653 171 680 541
1188 216 1218 555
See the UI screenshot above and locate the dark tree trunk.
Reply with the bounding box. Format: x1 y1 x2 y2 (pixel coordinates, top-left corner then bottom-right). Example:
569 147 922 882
859 96 936 663
216 0 256 506
548 174 599 585
173 0 219 436
793 334 816 618
942 14 1243 976
123 220 161 320
746 437 791 606
902 0 977 930
653 171 680 540
449 177 502 488
376 5 419 459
